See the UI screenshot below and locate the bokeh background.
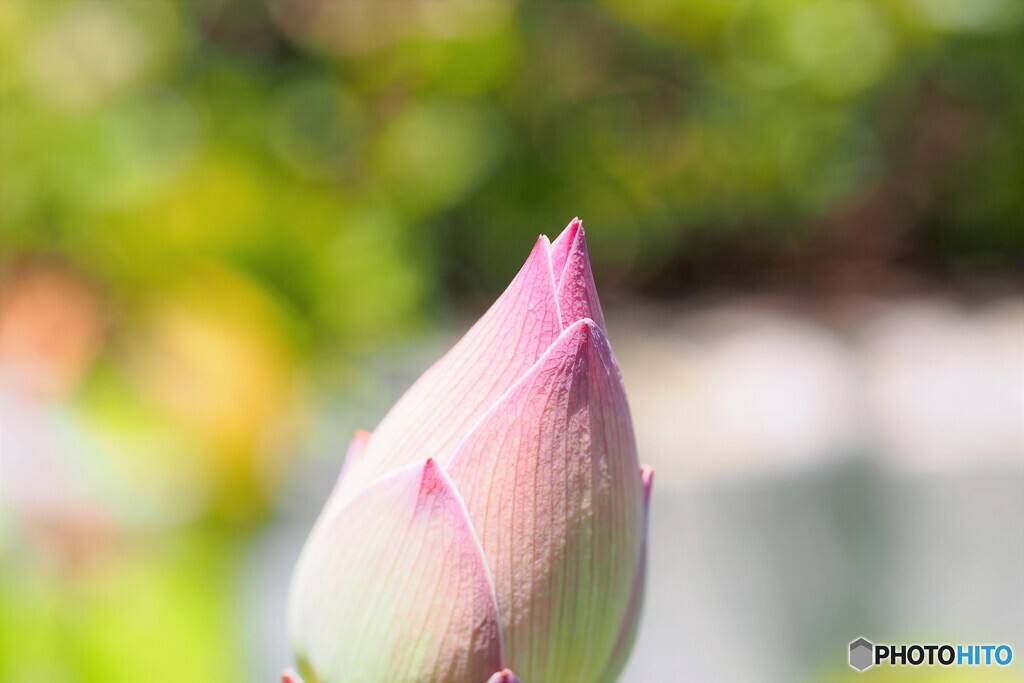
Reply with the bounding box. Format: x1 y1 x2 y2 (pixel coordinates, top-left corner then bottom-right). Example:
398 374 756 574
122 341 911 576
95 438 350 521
1 1 1022 681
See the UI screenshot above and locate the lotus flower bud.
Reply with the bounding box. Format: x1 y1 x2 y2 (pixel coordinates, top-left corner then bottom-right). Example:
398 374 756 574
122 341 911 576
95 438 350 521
287 219 652 683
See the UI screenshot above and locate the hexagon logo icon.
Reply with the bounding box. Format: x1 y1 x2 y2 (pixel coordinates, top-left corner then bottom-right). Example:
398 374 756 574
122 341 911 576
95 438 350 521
849 637 874 671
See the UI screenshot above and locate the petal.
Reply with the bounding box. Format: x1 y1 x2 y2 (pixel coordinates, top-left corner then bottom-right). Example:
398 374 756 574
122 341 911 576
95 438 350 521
596 466 654 683
486 669 523 683
336 236 562 499
550 218 606 330
281 669 305 683
288 459 504 683
446 319 644 682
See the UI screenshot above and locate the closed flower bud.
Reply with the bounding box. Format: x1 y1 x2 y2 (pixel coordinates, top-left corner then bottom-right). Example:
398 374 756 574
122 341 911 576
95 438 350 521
287 219 652 683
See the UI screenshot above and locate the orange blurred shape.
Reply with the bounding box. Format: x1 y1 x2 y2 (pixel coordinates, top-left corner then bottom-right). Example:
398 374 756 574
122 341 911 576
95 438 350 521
0 258 104 399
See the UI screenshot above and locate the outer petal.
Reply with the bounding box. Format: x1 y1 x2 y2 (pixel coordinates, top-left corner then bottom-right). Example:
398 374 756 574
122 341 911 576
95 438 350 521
446 319 643 682
288 459 504 683
550 218 606 331
596 466 654 683
336 237 563 499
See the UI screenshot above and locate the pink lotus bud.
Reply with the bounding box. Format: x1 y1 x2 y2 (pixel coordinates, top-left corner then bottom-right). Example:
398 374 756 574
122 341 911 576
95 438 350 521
287 219 652 683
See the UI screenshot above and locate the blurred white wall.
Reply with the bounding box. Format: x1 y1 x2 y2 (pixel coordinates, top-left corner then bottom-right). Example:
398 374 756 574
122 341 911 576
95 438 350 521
610 298 1024 682
252 295 1024 682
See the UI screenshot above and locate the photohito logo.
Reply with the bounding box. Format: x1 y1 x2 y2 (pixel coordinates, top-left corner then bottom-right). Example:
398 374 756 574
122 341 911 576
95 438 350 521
848 637 1014 672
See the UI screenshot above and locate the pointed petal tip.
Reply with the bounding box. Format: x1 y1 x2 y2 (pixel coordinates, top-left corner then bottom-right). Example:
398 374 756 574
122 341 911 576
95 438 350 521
562 316 606 351
569 315 601 333
550 216 584 278
521 233 558 278
548 317 617 380
552 216 583 243
281 669 305 683
567 215 584 236
569 216 585 245
549 317 595 360
331 428 373 496
563 216 586 249
641 465 654 500
419 457 445 496
551 217 606 329
349 429 370 456
531 232 553 254
641 465 654 509
487 669 523 683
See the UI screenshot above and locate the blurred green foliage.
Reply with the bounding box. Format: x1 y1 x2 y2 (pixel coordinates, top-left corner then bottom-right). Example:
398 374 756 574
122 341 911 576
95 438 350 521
0 1 1022 681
